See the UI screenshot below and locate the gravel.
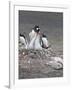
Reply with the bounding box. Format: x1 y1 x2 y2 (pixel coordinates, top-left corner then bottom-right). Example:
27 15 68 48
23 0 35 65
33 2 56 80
19 47 63 79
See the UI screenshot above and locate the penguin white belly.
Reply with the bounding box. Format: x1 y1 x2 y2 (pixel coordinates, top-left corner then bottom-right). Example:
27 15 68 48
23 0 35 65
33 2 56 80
19 37 27 49
34 35 42 50
28 34 42 50
29 30 36 41
28 34 37 49
42 37 49 48
20 37 26 45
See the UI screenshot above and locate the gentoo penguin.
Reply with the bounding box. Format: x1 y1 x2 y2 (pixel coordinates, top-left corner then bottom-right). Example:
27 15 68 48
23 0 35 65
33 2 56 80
19 33 28 49
29 25 40 41
41 34 49 49
28 25 42 50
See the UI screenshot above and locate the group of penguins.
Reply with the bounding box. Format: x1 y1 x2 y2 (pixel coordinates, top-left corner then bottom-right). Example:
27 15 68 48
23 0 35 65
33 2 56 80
19 25 63 69
19 25 49 50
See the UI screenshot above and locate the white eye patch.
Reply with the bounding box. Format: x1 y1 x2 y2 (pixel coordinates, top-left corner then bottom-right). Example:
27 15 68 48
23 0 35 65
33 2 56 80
36 28 39 30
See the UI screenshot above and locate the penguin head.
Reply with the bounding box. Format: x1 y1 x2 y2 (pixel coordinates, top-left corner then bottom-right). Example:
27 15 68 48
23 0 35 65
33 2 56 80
42 33 47 38
20 33 25 39
33 25 40 33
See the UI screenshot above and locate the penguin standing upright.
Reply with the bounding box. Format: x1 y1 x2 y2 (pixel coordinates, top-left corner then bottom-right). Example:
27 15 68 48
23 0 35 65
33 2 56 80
28 25 42 50
41 33 49 49
19 33 28 49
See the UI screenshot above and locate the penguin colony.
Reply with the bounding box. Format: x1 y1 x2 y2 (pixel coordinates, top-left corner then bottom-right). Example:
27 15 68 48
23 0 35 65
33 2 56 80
19 25 49 50
19 25 63 70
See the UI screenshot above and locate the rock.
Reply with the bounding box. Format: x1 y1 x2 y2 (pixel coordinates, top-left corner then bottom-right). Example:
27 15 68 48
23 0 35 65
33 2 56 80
48 57 63 69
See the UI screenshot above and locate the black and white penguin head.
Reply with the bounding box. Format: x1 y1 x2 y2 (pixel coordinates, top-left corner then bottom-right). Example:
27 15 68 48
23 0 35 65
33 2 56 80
42 33 47 38
33 25 40 33
20 33 25 39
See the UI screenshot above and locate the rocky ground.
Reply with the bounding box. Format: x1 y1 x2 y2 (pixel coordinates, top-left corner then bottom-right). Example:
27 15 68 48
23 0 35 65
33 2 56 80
19 47 63 79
